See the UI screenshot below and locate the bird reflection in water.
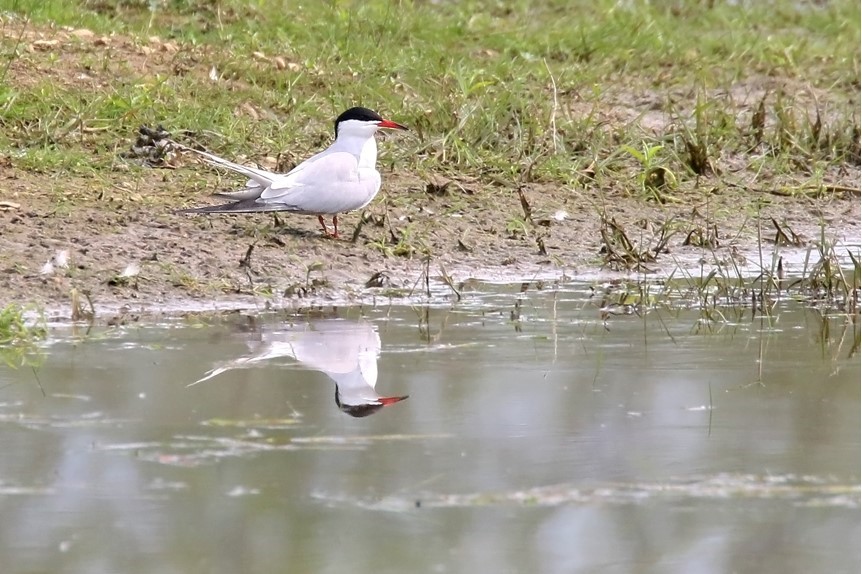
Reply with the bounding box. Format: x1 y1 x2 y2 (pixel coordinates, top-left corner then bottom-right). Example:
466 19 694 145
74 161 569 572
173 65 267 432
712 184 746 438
191 319 408 417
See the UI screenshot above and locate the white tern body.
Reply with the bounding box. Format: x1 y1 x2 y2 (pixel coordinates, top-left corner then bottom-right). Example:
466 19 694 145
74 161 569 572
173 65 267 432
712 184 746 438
176 107 408 237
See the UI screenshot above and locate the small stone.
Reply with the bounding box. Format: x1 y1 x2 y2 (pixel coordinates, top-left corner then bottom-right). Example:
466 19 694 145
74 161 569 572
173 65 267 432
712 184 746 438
70 28 95 39
32 39 59 51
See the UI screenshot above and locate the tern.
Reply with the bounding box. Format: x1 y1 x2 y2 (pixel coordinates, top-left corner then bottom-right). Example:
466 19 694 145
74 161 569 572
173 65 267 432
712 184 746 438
176 107 408 238
189 319 408 418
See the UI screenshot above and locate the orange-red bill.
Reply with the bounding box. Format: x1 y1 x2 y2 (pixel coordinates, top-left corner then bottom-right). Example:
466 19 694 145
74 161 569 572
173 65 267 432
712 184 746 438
377 395 409 406
378 119 409 130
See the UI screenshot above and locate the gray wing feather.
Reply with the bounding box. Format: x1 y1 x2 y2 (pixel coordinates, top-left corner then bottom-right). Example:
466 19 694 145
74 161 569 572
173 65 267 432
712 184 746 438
176 197 294 214
213 185 265 201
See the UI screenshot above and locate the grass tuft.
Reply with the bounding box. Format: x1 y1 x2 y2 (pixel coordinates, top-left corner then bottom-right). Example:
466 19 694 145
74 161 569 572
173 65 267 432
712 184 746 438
0 303 47 368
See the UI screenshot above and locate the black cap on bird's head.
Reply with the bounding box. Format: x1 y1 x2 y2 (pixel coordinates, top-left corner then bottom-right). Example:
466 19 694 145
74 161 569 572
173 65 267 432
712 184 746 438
334 386 409 418
334 107 409 136
336 107 383 125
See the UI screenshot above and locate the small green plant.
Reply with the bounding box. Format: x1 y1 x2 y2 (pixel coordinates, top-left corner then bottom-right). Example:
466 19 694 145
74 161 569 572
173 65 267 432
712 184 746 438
0 303 47 368
506 217 529 239
368 221 428 259
621 142 678 202
674 89 722 176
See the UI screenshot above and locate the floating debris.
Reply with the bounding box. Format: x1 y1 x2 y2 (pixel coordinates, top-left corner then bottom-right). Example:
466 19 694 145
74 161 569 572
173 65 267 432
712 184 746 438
226 485 260 497
313 473 860 511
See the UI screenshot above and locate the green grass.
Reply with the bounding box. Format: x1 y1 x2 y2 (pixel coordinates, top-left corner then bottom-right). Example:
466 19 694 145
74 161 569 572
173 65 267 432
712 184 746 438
0 0 859 192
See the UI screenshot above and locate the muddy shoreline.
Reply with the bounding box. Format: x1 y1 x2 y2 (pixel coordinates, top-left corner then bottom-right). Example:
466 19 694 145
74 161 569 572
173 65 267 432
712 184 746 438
2 165 858 322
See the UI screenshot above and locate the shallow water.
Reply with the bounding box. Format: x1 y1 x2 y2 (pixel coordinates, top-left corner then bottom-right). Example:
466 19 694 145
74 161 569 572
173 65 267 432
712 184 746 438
1 283 859 574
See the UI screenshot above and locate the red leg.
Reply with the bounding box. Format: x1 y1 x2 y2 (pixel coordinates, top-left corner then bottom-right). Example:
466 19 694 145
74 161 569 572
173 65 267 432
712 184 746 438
317 215 329 236
332 216 339 239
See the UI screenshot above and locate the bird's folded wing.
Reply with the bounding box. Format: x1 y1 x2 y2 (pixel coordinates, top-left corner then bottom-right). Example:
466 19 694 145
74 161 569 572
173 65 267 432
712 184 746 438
261 151 359 201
